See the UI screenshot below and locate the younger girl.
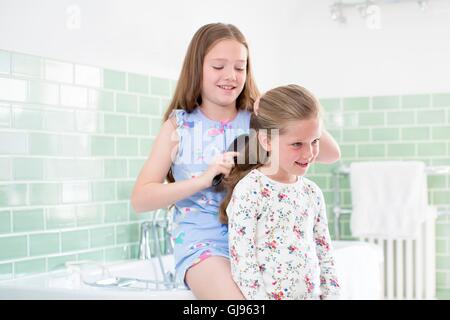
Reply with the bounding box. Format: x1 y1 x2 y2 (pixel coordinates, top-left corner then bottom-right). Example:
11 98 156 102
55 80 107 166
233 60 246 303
220 84 341 300
132 23 340 299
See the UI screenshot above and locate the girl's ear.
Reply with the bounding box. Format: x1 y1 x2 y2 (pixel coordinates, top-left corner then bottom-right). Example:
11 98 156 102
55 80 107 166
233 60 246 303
257 130 271 152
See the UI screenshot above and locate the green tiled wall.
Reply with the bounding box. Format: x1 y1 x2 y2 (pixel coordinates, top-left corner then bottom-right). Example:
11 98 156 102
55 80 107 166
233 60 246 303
1 49 449 299
310 94 450 299
0 50 175 279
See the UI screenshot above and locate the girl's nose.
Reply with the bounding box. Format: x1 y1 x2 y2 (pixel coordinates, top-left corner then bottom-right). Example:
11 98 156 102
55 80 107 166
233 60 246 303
302 145 313 160
224 67 236 81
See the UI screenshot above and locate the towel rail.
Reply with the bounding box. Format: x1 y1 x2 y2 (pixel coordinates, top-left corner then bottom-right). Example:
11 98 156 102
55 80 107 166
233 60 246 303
332 164 450 240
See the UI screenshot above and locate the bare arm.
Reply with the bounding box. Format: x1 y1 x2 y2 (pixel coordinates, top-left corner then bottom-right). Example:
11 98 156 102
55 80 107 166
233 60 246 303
315 129 341 164
131 118 208 212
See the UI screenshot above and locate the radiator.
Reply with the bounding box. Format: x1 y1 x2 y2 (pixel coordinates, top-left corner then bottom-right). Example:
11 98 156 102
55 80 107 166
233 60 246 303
359 217 436 300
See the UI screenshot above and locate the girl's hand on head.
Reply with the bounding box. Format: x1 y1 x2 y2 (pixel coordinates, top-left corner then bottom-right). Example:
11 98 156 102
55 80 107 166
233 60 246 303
199 151 240 188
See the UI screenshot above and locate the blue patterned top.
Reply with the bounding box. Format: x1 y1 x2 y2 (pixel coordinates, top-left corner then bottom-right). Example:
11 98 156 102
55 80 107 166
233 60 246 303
169 107 251 283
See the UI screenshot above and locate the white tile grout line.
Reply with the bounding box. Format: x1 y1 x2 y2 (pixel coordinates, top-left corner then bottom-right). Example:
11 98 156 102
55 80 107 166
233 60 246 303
2 51 175 94
0 219 145 239
0 244 135 268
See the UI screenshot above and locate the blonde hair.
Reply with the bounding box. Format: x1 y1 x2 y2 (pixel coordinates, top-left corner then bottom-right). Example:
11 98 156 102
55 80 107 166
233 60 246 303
163 22 260 183
219 84 322 224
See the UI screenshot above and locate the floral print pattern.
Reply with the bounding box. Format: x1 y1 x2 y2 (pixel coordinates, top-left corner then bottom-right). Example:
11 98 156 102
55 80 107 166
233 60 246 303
227 169 340 300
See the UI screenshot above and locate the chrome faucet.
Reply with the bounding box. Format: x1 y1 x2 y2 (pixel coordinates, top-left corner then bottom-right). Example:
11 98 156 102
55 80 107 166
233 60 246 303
138 221 153 260
137 209 176 288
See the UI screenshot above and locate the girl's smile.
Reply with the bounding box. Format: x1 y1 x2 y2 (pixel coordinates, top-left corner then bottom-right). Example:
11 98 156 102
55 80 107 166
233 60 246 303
294 161 310 169
217 83 238 96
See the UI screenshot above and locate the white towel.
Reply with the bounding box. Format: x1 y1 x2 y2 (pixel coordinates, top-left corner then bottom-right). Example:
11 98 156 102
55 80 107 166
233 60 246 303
350 161 431 239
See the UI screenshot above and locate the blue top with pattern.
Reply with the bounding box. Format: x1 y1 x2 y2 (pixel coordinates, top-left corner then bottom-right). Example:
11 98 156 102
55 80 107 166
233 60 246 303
169 107 251 279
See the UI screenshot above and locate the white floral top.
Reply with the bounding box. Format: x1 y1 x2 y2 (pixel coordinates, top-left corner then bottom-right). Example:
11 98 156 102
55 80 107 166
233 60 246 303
226 169 340 300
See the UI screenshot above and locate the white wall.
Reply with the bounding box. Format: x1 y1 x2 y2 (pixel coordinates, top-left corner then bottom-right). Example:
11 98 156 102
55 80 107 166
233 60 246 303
1 0 450 97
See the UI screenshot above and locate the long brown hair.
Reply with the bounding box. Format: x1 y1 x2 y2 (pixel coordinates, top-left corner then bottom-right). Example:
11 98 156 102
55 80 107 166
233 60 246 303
218 84 322 224
163 23 260 183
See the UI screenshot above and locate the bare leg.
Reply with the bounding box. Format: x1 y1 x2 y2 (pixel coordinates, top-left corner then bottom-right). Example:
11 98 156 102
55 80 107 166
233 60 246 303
185 256 245 300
